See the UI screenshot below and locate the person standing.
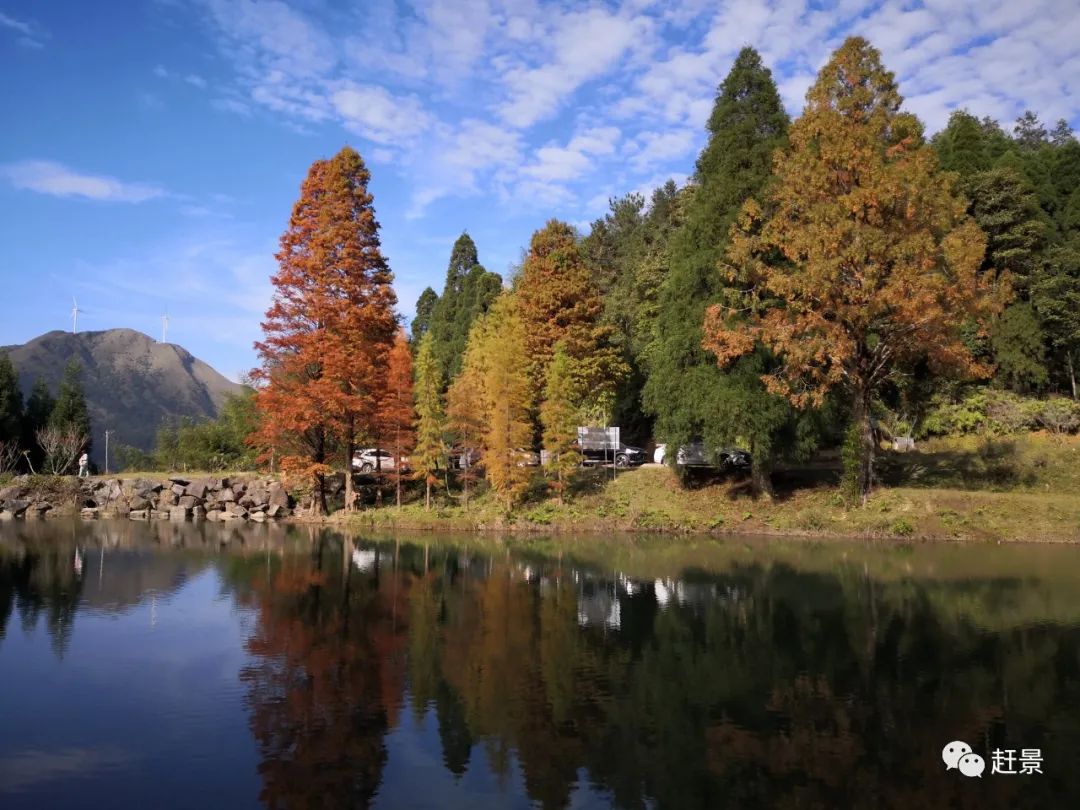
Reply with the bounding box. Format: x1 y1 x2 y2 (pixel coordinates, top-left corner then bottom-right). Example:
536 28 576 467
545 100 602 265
78 451 89 478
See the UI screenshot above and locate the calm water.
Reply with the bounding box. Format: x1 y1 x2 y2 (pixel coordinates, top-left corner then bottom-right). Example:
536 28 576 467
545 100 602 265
2 521 1079 809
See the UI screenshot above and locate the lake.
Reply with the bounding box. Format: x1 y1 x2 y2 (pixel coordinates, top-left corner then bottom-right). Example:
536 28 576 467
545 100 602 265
1 519 1078 808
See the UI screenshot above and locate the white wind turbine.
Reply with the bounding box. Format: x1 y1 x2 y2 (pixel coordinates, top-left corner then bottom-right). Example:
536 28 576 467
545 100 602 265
71 298 82 333
161 308 170 343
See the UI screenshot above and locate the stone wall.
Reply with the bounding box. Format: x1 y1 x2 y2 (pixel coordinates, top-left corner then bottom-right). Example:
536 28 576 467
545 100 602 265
0 475 293 522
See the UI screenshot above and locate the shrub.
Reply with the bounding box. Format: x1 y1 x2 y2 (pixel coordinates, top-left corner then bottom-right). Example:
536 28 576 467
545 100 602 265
920 389 1080 438
889 518 915 536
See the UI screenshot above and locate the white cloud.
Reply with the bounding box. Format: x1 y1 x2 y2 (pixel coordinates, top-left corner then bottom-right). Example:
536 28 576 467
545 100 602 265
185 74 208 88
629 129 697 171
330 82 432 144
0 11 32 36
1 10 46 47
1 161 167 203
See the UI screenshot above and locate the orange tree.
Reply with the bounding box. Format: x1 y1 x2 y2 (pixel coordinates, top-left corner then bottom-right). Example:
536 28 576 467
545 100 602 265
251 147 397 514
380 328 415 508
703 38 1005 502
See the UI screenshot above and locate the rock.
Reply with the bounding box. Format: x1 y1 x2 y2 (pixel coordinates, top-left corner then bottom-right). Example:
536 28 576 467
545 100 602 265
221 510 246 521
158 490 177 508
129 496 151 511
129 509 149 520
168 476 190 486
216 477 230 491
185 480 208 499
267 482 290 510
0 485 24 501
81 507 100 519
170 483 186 497
220 487 236 503
250 511 267 522
178 495 199 510
0 511 12 521
169 506 191 521
192 506 206 520
226 502 248 518
152 510 171 520
205 509 222 522
30 501 52 516
133 478 162 495
3 500 29 518
239 494 255 508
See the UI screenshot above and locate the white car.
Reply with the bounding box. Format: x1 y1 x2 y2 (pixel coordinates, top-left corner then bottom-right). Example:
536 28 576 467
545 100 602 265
352 448 410 473
653 444 667 464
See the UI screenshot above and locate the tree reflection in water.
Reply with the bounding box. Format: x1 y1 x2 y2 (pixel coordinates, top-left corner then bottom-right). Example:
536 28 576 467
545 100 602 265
224 534 1080 809
4 524 1080 809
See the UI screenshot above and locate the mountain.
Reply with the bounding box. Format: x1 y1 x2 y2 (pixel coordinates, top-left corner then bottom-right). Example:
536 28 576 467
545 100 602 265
3 329 244 465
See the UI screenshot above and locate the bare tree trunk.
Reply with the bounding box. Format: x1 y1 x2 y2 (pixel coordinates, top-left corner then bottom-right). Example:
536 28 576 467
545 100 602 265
854 386 875 505
425 479 431 510
344 422 355 514
1069 351 1077 401
750 445 774 500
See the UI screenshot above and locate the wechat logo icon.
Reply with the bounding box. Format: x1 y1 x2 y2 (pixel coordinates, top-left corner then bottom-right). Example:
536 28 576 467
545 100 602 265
943 741 985 777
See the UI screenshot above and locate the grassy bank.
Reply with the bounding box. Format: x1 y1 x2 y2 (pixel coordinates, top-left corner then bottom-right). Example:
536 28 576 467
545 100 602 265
342 433 1080 542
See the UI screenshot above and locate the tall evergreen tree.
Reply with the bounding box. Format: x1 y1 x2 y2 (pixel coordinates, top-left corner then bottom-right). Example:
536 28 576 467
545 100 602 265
642 46 791 487
1014 110 1048 150
50 360 91 453
1050 119 1075 147
1033 241 1080 398
22 378 54 470
0 351 23 447
412 332 444 510
933 110 990 177
411 287 439 347
427 233 502 385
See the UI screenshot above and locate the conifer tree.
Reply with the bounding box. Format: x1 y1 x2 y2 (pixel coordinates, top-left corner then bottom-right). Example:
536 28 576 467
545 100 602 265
473 294 532 509
1014 110 1047 150
381 329 416 508
515 220 624 420
933 110 989 177
412 332 444 510
540 344 582 504
1033 241 1080 398
50 360 91 453
704 37 1004 502
22 378 54 470
427 233 501 385
251 146 397 514
642 46 792 490
446 361 486 510
411 287 439 347
0 351 23 448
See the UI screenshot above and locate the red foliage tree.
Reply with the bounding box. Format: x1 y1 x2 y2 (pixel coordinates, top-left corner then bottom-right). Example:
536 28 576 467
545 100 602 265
251 147 398 514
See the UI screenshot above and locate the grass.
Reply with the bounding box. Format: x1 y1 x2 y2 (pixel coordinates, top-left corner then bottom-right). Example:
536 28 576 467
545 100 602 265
344 432 1080 542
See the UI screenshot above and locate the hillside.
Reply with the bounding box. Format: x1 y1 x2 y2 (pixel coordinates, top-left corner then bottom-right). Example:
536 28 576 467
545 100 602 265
3 329 244 465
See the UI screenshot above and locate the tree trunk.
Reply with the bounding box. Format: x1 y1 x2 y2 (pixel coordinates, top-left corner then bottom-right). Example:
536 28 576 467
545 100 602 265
853 386 875 505
425 479 431 510
313 471 327 516
750 446 774 500
1069 351 1077 401
344 436 355 514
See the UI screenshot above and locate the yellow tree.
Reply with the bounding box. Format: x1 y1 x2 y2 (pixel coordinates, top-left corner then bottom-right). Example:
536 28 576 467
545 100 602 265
540 343 582 504
703 38 1005 502
412 332 444 510
446 361 487 510
380 328 415 508
471 293 532 509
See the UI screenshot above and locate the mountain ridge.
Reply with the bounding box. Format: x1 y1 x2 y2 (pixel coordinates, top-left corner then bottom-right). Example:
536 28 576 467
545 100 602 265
3 328 244 465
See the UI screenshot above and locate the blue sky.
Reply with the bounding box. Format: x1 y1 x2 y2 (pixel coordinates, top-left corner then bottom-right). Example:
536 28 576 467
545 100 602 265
2 0 1078 381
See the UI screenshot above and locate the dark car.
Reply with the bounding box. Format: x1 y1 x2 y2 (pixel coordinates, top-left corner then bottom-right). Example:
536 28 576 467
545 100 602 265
577 439 647 468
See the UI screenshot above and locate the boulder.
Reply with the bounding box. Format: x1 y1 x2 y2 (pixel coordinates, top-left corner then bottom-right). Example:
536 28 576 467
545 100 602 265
205 509 222 522
129 509 149 520
225 502 248 518
238 493 255 508
133 478 162 496
221 510 246 521
267 482 290 510
81 507 100 518
0 485 25 501
152 510 171 520
192 506 206 520
129 496 151 511
158 490 178 508
185 480 209 500
220 487 236 503
30 501 52 516
170 483 186 497
169 506 191 521
3 500 29 518
178 495 199 510
250 511 267 522
168 476 190 486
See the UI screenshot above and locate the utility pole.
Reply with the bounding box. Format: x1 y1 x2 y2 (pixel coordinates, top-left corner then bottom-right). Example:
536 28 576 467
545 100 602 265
104 430 111 475
161 310 169 343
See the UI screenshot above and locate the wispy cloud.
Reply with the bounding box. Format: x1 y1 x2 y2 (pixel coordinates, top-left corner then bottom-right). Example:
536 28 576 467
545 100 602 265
0 10 47 47
1 161 167 203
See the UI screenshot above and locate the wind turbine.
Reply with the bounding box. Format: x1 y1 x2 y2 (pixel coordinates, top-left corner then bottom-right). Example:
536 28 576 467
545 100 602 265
71 298 81 333
161 308 170 343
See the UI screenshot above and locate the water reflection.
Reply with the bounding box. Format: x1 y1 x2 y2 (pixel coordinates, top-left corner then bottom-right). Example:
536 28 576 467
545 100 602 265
2 522 1080 808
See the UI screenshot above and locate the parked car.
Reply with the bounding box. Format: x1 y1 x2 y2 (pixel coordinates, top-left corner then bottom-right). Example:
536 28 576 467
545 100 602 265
352 448 409 473
447 447 481 470
672 442 751 472
514 448 540 467
576 439 647 468
653 444 667 464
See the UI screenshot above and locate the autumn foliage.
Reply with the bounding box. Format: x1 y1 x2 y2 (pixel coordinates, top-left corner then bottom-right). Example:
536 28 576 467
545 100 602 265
251 146 397 513
380 329 415 508
703 38 1006 500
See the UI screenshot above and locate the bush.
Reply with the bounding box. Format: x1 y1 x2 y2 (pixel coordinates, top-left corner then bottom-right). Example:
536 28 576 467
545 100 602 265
920 389 1080 438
